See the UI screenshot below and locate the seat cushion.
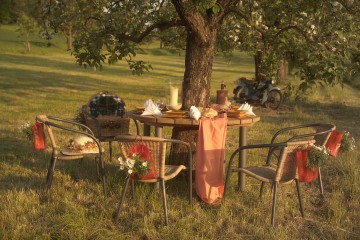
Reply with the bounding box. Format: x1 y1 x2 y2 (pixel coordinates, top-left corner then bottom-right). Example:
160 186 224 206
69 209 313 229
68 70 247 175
239 166 277 183
138 164 186 182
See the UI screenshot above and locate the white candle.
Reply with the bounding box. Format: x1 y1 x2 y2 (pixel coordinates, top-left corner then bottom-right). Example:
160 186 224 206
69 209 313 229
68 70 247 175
169 85 178 106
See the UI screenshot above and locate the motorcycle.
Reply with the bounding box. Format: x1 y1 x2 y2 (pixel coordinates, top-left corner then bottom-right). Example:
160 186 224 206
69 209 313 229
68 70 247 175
233 77 283 110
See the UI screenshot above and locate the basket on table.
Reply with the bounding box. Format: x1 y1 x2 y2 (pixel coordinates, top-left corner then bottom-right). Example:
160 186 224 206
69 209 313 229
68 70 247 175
82 91 130 139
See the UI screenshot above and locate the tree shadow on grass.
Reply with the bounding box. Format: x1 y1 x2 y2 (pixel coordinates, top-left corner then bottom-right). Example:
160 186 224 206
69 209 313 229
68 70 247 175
257 101 360 138
0 136 114 192
0 66 156 104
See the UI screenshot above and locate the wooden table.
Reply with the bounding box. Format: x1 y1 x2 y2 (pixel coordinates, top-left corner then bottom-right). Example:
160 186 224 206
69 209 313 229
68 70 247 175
128 110 260 191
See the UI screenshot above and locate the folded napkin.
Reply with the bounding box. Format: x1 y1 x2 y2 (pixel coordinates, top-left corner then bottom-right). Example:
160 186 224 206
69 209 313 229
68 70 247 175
189 106 201 120
238 102 256 116
141 99 162 116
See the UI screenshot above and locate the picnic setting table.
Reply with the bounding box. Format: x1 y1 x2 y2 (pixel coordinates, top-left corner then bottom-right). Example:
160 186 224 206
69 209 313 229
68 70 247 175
128 107 261 192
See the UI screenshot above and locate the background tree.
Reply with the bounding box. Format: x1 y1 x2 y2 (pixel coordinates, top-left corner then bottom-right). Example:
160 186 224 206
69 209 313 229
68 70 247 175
16 13 37 52
218 0 360 90
0 0 16 24
41 0 87 50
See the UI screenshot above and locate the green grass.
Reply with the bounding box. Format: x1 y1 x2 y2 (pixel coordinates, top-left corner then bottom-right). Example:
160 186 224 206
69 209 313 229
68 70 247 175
0 24 359 239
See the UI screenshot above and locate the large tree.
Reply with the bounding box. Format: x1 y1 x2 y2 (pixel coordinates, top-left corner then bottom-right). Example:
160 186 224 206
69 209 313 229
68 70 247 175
43 0 359 106
44 0 240 108
41 0 359 164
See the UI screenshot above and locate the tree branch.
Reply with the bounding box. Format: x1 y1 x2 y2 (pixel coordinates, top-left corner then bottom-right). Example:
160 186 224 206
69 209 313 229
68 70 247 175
115 19 183 43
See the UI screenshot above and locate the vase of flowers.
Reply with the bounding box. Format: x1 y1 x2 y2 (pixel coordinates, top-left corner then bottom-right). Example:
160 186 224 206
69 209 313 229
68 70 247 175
117 154 152 179
340 131 356 153
297 145 330 183
306 145 330 169
19 121 33 141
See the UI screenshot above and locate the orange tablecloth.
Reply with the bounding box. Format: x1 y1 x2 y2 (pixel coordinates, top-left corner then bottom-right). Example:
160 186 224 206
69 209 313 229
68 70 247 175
195 114 228 204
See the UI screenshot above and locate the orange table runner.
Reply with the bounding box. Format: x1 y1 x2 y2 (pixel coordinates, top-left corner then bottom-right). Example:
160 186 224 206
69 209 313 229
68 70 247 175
195 114 228 204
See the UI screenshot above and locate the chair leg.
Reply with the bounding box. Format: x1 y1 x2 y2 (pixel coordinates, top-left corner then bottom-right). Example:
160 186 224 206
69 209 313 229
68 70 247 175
271 182 278 227
318 167 324 197
160 179 169 225
131 180 135 199
259 182 265 200
95 157 100 177
295 179 305 218
114 175 130 223
189 165 192 204
46 156 57 190
98 156 107 196
108 141 112 162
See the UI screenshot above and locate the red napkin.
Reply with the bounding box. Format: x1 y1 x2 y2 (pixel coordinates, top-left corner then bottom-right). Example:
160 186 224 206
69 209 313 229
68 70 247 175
325 130 343 157
32 122 46 151
296 148 318 183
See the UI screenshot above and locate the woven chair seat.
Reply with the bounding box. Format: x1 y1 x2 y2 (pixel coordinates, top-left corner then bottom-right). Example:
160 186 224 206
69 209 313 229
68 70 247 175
138 164 186 183
240 165 295 185
240 166 276 183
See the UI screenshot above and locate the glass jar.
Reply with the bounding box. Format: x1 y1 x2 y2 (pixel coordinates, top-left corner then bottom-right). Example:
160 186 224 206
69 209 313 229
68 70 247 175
165 80 182 110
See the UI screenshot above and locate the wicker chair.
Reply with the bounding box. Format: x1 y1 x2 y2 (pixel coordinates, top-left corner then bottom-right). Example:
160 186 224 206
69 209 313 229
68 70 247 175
36 115 107 196
266 123 336 196
114 135 192 225
223 140 315 226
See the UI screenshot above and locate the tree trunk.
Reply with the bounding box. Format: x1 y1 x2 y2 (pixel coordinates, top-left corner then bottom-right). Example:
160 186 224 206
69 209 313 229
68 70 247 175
277 59 288 83
171 27 218 167
181 30 217 109
254 51 262 81
65 24 72 50
24 41 31 52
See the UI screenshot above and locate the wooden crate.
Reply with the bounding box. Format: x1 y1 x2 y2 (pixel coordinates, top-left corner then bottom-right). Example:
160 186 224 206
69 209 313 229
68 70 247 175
82 110 130 139
82 92 129 139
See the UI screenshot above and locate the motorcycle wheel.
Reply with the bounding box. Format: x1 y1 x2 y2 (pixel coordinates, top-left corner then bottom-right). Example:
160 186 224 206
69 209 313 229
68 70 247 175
265 89 282 110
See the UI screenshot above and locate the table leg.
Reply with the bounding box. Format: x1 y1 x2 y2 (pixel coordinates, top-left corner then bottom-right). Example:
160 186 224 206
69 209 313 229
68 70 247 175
143 124 151 136
108 141 112 161
155 126 163 138
238 126 247 191
154 126 163 190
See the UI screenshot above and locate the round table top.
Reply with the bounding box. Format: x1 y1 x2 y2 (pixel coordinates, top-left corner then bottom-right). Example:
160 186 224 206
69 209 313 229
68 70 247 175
128 110 260 127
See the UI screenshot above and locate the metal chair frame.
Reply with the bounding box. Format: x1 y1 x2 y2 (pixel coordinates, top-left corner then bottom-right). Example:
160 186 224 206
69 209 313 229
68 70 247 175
113 135 192 225
36 115 107 196
266 123 335 196
224 140 315 226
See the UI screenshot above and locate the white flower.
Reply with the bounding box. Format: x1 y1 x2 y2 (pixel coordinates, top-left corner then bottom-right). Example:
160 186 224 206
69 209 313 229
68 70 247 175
117 157 124 165
128 169 133 174
119 166 124 170
126 158 135 168
142 162 148 167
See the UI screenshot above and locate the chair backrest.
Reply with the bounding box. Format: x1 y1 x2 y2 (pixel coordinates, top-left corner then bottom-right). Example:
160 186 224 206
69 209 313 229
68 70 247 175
275 140 315 183
115 135 170 178
285 123 335 147
36 115 59 151
36 115 101 156
314 123 336 146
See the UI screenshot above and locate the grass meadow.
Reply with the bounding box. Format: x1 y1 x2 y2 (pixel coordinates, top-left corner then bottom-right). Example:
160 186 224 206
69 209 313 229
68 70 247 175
0 24 359 239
